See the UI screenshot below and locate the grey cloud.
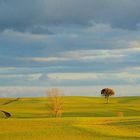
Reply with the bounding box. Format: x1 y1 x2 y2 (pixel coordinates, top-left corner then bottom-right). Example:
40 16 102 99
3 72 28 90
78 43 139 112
29 26 53 35
0 0 140 32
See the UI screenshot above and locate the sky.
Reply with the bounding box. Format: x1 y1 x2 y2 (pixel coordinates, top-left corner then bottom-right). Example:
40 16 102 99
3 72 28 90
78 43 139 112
0 0 140 97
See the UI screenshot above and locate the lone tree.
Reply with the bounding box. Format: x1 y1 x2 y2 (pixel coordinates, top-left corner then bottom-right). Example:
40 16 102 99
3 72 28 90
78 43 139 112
101 88 115 103
47 88 63 118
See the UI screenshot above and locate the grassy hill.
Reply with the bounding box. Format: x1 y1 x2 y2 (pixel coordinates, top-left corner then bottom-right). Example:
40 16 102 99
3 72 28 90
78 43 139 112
0 96 140 118
0 96 139 140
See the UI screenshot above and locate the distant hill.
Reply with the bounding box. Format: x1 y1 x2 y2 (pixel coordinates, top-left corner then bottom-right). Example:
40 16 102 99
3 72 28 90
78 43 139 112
0 96 140 118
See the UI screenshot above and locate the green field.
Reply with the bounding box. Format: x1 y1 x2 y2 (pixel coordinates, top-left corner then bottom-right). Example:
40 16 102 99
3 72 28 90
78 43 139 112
0 96 140 140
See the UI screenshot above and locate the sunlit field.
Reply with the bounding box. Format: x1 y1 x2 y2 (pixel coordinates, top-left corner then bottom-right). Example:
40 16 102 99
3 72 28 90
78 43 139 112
0 97 140 140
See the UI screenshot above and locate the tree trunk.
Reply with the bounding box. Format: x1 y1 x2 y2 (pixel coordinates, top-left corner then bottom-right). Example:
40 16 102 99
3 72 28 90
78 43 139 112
106 97 109 104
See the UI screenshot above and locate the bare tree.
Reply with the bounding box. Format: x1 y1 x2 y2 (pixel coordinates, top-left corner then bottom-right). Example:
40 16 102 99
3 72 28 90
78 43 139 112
47 88 63 118
101 88 115 103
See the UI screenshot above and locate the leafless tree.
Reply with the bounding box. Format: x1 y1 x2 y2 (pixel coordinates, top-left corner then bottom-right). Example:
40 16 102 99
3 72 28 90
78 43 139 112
46 88 63 117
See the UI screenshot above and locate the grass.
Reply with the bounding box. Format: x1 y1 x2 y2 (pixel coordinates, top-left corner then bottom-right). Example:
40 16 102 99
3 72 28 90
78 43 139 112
0 96 140 140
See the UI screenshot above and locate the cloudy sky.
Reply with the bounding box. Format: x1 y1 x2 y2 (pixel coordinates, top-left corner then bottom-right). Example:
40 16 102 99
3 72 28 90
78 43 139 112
0 0 140 97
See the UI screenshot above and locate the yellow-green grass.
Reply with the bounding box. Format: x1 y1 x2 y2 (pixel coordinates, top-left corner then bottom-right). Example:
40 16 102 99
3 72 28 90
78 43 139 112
0 96 140 118
0 117 139 140
0 96 140 140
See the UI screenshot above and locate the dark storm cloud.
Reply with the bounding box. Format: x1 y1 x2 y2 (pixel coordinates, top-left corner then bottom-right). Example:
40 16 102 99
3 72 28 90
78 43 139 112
0 0 140 33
